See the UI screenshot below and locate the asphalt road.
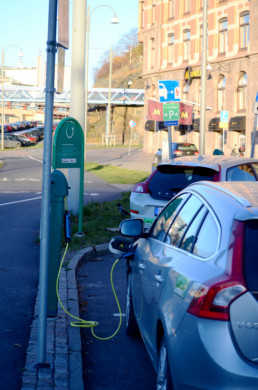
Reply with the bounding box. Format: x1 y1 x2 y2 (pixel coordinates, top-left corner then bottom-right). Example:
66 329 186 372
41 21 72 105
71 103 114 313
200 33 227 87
77 251 156 390
0 145 153 390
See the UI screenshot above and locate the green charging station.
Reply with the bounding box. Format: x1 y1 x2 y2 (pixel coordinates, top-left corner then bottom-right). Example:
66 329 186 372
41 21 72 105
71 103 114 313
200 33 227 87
47 117 84 316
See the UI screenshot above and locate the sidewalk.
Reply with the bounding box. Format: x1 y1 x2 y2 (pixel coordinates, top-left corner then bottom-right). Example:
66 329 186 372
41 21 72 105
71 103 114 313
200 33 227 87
21 244 109 390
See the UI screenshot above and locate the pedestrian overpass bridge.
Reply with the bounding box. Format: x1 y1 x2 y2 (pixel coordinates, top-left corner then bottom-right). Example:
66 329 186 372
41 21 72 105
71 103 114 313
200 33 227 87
2 86 145 106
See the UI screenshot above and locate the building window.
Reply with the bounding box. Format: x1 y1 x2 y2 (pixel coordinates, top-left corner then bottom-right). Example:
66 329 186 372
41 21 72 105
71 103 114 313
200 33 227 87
183 30 190 61
167 34 174 64
168 0 175 18
218 75 226 111
185 0 191 13
237 72 247 110
219 18 228 53
240 12 249 49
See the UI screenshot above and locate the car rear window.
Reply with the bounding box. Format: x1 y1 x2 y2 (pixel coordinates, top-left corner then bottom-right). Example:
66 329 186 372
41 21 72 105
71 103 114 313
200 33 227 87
177 144 197 152
244 220 258 291
149 166 217 200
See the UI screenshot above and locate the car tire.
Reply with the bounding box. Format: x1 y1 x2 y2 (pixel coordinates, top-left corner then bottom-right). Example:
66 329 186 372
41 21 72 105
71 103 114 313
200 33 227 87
156 336 173 390
125 274 139 337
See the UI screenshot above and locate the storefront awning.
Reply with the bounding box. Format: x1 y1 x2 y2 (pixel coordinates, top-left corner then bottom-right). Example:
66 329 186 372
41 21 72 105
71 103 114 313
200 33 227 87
229 116 246 132
174 116 199 132
208 117 221 132
144 120 168 131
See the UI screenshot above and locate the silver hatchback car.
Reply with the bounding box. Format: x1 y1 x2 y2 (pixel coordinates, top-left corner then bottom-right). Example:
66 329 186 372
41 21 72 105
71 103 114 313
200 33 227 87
112 181 258 389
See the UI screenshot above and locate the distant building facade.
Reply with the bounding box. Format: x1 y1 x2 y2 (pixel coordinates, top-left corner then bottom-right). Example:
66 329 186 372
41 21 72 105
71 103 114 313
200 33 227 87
138 0 258 156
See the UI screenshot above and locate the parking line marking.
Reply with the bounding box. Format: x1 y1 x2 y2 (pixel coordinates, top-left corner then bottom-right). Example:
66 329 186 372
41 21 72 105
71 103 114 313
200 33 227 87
0 196 41 207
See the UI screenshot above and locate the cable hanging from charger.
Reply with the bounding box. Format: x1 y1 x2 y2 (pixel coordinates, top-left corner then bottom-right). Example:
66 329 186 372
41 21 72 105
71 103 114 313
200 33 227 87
56 197 123 341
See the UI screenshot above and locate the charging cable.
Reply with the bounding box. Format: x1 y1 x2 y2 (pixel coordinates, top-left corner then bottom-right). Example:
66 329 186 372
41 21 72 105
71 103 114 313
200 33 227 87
56 198 123 340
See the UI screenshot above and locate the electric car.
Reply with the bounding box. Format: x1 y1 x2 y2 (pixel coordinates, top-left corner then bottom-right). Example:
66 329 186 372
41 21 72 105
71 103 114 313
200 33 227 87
130 155 258 230
111 181 258 389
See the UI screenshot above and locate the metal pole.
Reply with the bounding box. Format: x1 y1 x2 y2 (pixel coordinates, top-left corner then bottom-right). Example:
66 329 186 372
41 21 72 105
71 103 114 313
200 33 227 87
199 0 208 155
37 0 58 365
1 48 4 150
106 46 112 144
251 114 257 158
168 126 173 159
68 0 86 215
84 5 90 160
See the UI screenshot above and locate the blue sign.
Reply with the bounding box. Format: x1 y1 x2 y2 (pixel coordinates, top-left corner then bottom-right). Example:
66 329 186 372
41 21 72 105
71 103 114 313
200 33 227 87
256 93 258 102
158 80 181 103
220 110 229 123
164 120 178 126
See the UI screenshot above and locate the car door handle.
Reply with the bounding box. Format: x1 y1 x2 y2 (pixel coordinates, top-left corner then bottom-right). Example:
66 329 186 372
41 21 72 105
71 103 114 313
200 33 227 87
154 274 163 283
138 263 145 271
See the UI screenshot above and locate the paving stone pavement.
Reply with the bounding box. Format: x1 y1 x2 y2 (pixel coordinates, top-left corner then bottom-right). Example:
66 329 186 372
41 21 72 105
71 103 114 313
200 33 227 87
21 244 109 390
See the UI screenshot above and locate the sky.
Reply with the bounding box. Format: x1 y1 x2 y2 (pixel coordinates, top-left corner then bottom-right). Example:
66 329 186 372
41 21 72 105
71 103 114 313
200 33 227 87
0 0 139 87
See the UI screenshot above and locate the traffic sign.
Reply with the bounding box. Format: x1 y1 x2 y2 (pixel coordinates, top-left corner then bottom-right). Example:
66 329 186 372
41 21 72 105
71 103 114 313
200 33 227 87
158 80 181 103
220 110 229 123
129 120 137 128
163 102 179 123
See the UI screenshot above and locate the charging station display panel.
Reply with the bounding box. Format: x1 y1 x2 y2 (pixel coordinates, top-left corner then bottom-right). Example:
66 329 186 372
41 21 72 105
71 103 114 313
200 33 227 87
53 117 84 169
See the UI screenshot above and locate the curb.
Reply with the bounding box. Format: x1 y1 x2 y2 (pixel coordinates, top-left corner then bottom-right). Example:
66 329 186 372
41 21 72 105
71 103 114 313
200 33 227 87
21 243 109 390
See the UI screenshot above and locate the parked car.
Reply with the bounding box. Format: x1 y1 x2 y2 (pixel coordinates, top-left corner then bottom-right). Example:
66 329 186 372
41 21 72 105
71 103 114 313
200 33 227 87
12 133 33 147
111 181 258 389
0 134 21 148
172 142 199 158
130 155 258 230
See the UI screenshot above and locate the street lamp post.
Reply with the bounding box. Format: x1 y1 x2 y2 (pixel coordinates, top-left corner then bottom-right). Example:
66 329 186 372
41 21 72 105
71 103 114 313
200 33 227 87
84 4 119 156
1 45 23 150
199 0 208 155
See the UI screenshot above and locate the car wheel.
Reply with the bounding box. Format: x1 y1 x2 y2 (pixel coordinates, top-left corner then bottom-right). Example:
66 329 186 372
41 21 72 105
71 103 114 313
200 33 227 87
156 336 173 390
125 274 139 337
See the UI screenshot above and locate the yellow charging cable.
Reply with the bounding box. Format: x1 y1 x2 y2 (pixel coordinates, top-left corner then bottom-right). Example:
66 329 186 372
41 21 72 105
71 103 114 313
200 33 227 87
56 242 123 341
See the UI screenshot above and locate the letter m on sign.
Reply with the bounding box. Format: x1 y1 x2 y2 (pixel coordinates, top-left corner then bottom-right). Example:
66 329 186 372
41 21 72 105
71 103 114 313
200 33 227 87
147 99 163 121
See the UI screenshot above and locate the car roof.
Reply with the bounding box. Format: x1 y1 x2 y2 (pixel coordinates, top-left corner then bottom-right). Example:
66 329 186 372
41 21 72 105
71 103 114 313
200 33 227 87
187 181 258 208
159 155 258 172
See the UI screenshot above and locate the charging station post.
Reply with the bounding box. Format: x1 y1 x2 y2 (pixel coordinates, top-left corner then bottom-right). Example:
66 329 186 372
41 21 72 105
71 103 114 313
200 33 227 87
52 117 84 234
47 169 69 317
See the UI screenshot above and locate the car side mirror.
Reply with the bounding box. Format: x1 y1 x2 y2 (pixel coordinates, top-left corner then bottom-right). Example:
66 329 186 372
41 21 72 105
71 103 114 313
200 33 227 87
119 218 144 237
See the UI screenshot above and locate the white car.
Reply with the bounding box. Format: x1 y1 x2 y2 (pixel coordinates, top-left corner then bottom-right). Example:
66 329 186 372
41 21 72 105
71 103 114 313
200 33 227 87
130 155 258 230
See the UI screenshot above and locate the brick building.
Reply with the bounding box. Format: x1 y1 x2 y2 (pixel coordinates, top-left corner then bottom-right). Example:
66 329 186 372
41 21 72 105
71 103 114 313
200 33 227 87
138 0 258 157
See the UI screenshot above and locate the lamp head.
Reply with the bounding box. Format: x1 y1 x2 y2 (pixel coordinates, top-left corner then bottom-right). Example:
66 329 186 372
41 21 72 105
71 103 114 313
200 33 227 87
110 15 119 24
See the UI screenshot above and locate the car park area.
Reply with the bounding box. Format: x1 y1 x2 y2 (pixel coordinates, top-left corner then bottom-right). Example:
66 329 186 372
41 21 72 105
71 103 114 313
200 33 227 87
0 120 45 148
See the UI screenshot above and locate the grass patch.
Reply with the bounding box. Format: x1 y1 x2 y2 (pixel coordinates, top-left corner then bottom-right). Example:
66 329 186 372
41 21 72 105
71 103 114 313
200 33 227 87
68 192 130 250
85 162 149 184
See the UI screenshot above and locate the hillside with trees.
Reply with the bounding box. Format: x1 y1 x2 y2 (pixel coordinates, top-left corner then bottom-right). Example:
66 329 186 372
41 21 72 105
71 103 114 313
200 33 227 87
87 28 144 145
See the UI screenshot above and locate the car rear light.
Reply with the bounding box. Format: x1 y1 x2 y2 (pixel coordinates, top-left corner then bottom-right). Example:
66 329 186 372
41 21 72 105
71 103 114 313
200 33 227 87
174 150 183 157
194 151 199 155
130 210 139 214
187 221 247 321
132 170 157 194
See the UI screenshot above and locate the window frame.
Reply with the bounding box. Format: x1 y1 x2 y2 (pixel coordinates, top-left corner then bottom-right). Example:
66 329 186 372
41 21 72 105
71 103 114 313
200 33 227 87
167 33 175 64
237 72 247 111
219 18 228 54
183 29 191 61
239 12 249 49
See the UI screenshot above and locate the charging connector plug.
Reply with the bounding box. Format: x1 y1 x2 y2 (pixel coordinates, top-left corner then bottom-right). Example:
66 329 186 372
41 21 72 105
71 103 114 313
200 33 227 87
64 210 72 243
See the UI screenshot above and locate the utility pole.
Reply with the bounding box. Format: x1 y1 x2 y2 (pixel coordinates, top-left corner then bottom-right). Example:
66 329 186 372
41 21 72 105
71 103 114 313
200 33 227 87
68 0 86 214
37 0 58 365
199 0 208 155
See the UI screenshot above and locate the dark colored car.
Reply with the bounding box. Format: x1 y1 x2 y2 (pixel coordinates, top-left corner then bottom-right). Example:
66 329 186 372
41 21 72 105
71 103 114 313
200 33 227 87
172 142 199 158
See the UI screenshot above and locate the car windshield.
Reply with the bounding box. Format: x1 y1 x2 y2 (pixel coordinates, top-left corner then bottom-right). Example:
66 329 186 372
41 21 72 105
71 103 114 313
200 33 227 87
149 166 217 200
